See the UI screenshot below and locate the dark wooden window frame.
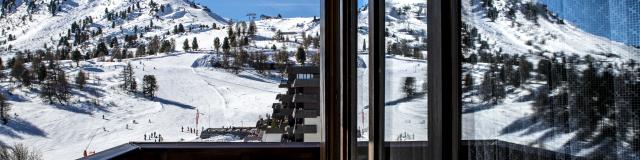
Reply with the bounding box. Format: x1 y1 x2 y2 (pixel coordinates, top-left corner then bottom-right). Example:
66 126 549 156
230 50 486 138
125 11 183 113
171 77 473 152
321 0 461 159
425 0 462 159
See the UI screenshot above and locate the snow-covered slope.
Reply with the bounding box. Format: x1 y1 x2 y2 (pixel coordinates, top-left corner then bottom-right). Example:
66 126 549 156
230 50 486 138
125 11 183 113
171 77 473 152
355 1 639 159
0 53 284 159
461 0 640 61
0 1 322 159
0 0 227 51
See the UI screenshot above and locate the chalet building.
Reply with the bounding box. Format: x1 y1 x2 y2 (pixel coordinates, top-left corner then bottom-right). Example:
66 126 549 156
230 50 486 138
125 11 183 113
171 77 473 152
258 65 320 142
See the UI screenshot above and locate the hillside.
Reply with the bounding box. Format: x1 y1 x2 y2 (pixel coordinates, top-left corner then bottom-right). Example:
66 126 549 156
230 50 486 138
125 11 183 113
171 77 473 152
1 0 227 52
0 0 321 159
354 0 639 159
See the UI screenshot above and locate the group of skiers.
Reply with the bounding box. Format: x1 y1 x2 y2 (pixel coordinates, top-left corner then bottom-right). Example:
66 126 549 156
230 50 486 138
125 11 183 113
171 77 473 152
181 126 200 134
144 132 163 142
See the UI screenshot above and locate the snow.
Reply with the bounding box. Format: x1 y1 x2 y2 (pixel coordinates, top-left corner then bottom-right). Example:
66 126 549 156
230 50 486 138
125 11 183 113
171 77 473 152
1 0 227 52
356 55 428 141
0 53 283 159
461 0 640 62
0 0 638 159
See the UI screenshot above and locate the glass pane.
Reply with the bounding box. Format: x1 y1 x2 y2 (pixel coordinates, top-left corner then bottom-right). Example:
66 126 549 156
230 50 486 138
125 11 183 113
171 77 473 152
0 0 320 159
461 0 639 159
357 0 370 159
356 0 428 159
384 0 428 159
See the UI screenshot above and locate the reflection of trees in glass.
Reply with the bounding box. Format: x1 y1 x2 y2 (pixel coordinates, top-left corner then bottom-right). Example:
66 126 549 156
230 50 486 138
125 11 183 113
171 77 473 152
462 19 639 158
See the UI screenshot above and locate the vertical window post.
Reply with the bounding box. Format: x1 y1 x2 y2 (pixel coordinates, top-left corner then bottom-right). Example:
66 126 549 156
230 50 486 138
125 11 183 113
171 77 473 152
427 0 462 160
367 0 386 159
320 0 358 159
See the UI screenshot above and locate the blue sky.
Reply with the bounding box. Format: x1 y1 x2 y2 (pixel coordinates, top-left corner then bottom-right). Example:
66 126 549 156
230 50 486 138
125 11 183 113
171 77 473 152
197 0 368 20
197 0 321 20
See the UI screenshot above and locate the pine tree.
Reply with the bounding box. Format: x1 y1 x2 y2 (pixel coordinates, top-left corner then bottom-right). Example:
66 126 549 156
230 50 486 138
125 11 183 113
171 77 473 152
136 45 146 56
160 40 173 53
142 75 158 98
468 54 478 64
121 63 136 92
191 37 199 51
178 23 185 33
313 35 320 48
295 46 306 65
20 69 32 87
55 68 70 103
232 49 248 74
110 37 119 48
362 39 367 51
40 63 69 104
72 50 82 67
533 86 550 115
480 65 505 105
486 7 499 21
402 77 417 97
222 37 230 52
248 20 257 37
96 42 109 58
10 55 24 82
37 63 47 83
213 37 221 53
413 48 423 59
518 56 531 84
148 36 160 55
0 93 10 125
76 71 87 90
273 30 283 41
463 73 474 89
183 39 190 51
275 50 289 68
0 57 4 79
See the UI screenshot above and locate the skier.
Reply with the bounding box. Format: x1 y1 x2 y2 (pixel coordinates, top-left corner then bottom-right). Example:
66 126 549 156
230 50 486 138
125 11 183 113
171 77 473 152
102 115 105 119
148 119 151 123
126 124 129 129
144 134 147 140
181 126 184 132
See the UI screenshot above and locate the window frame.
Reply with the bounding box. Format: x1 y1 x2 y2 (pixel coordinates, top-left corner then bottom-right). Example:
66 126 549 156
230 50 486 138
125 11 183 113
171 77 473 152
320 0 462 159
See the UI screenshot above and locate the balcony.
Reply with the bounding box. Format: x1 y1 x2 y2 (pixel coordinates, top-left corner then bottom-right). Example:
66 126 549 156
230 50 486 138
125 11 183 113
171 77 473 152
278 80 290 88
292 94 319 104
292 78 320 88
293 109 320 118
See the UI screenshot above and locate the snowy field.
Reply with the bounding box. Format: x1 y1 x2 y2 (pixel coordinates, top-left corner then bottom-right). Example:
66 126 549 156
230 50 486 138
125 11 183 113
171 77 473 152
0 53 282 159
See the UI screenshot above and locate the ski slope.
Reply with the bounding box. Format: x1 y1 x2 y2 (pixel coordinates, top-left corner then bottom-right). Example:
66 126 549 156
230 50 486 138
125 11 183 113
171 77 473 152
0 53 283 159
